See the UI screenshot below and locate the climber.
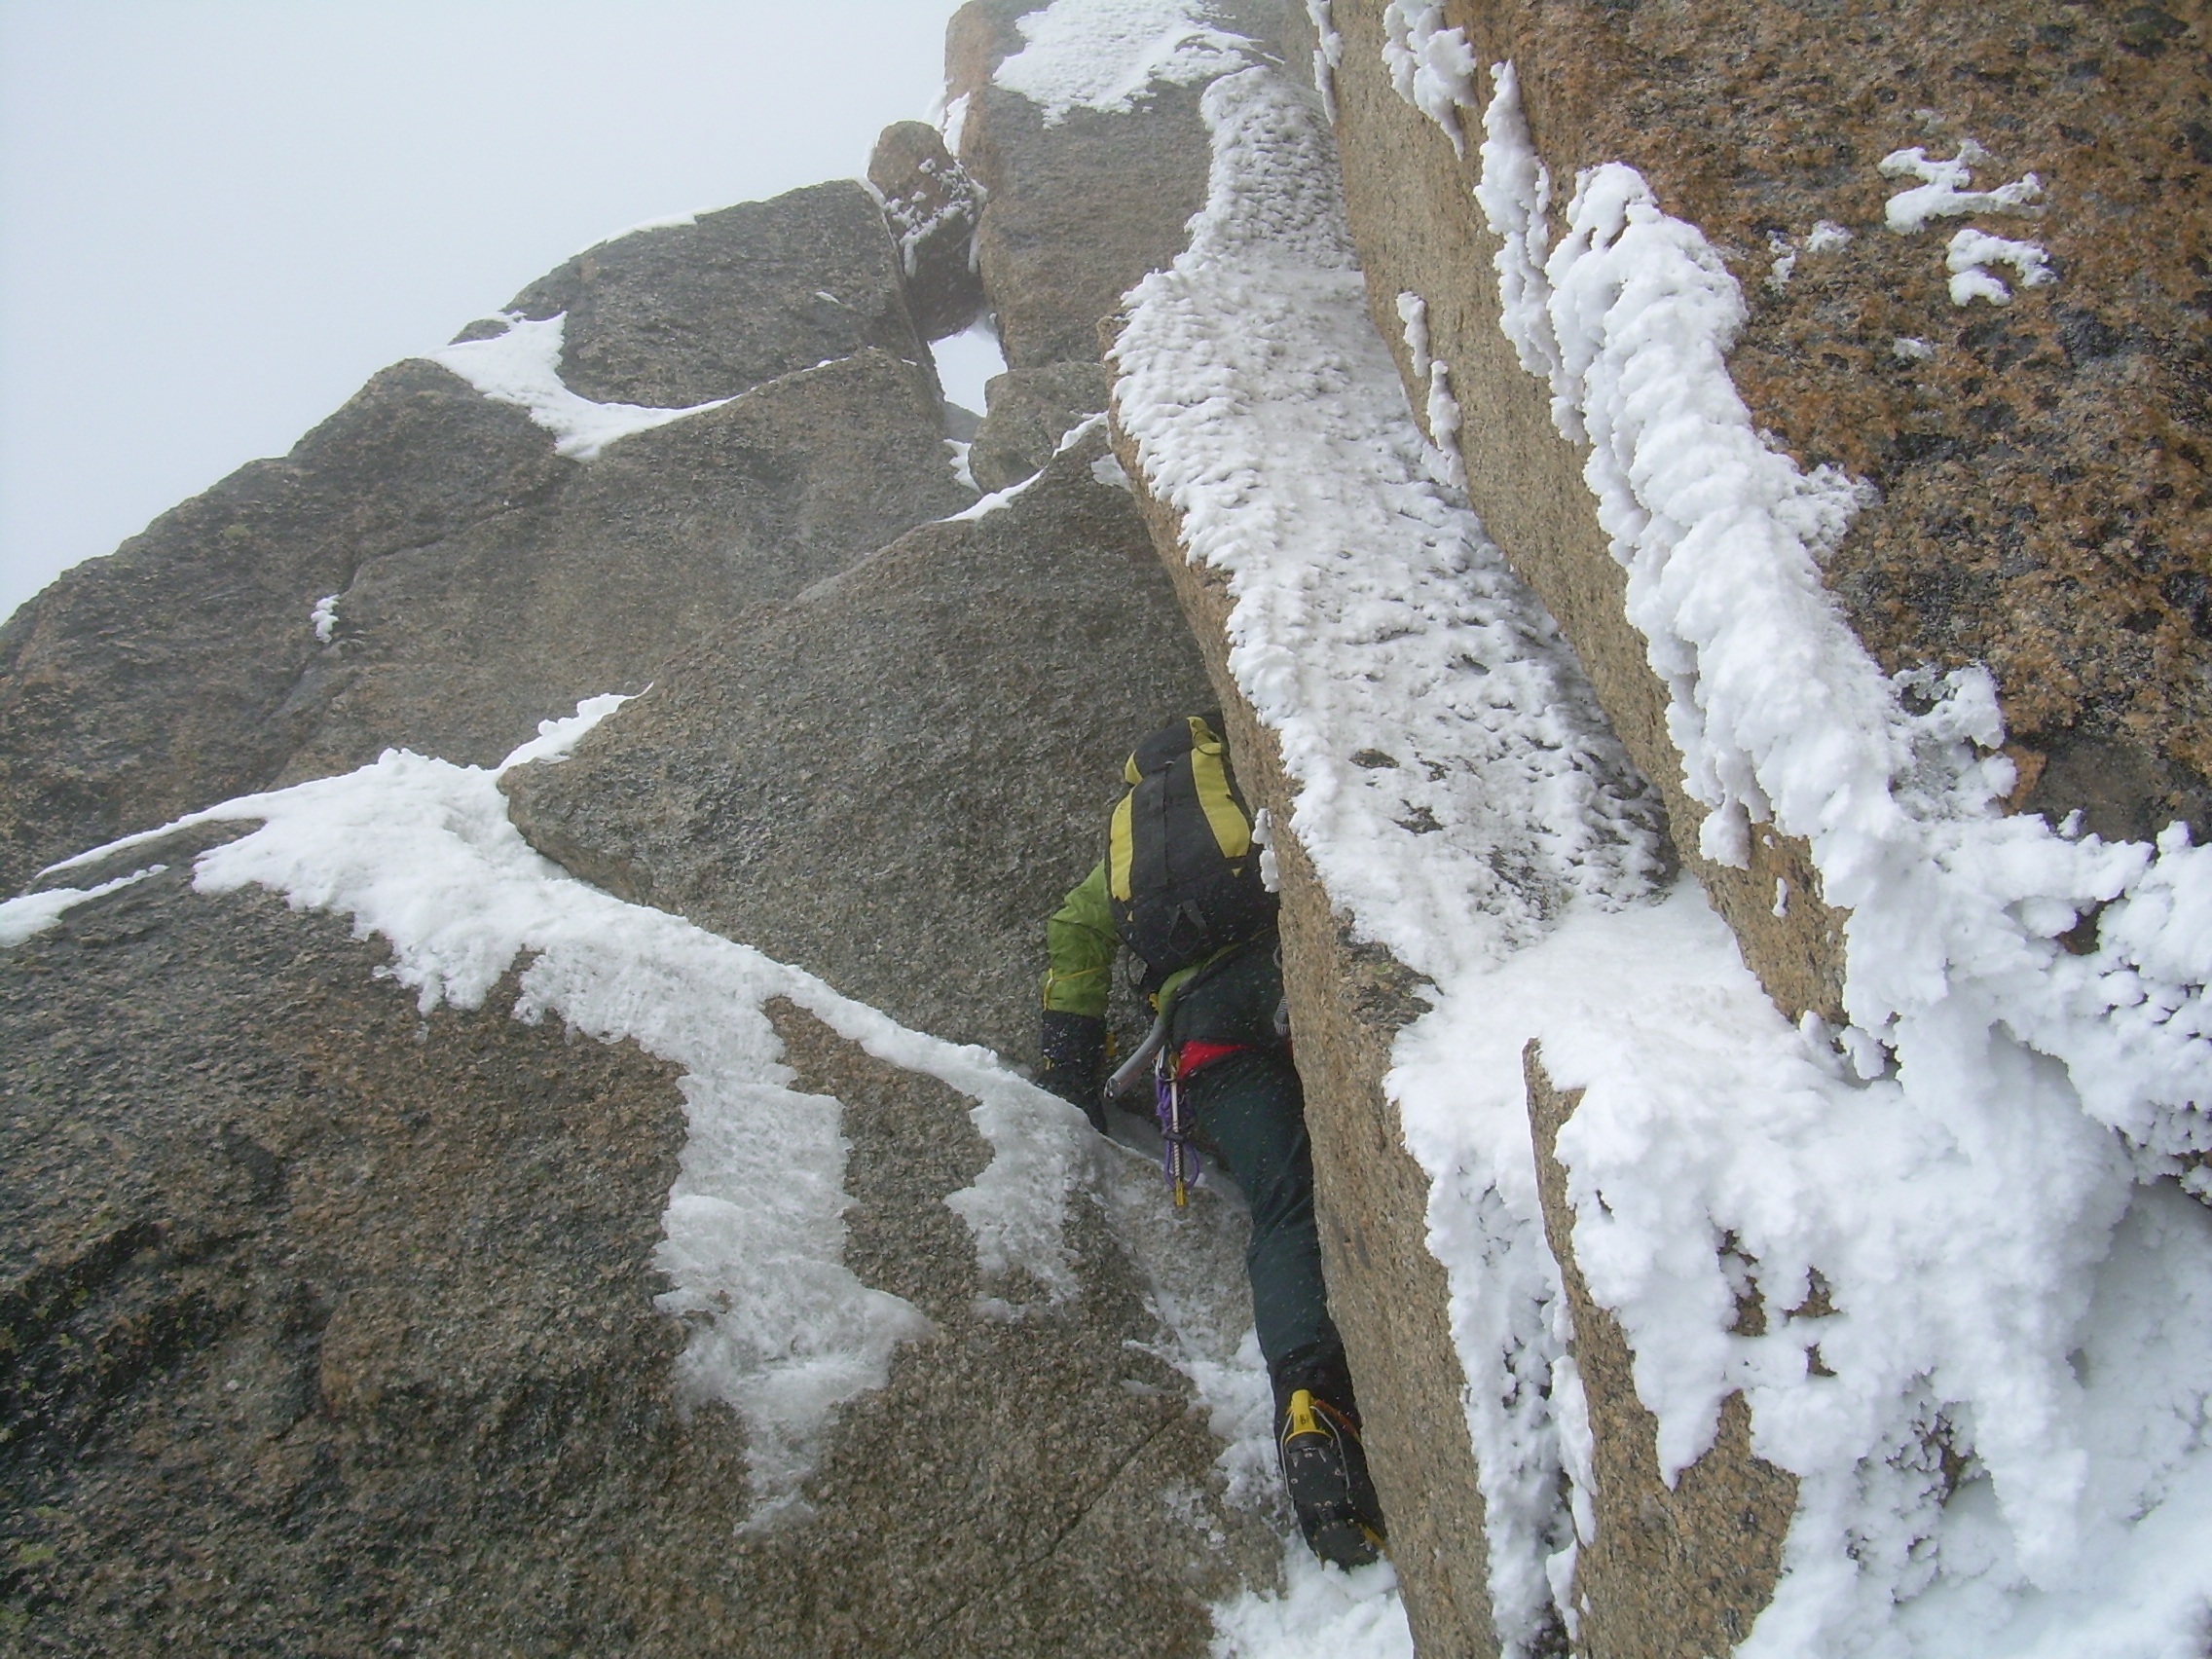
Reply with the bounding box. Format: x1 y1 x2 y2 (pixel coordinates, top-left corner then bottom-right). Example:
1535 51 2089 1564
1037 714 1386 1569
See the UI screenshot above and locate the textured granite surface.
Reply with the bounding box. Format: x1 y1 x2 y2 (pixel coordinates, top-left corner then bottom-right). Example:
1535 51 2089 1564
501 424 1211 1064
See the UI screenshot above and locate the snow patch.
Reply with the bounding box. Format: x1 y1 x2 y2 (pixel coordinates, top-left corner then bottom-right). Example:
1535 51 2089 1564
427 313 732 460
993 0 1250 125
1945 227 2056 307
880 150 981 281
940 92 973 157
38 698 1091 1522
1307 0 1344 123
0 866 166 948
1470 64 1574 437
1209 1541 1415 1659
1393 291 1464 486
1113 66 1665 992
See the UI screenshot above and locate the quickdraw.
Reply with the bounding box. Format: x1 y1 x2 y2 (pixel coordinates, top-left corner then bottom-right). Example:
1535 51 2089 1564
1154 1049 1200 1208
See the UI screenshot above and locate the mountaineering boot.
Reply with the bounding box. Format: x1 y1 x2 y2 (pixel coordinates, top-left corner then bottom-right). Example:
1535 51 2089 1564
1277 1388 1386 1568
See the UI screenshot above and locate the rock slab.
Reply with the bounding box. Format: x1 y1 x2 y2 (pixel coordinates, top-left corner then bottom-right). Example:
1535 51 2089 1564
502 423 1213 1064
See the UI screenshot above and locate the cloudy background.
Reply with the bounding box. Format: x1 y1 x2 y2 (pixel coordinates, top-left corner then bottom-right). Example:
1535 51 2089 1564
0 1 1003 623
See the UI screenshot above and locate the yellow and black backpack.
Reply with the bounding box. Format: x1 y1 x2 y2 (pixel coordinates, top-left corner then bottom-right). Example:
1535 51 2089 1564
1109 716 1276 978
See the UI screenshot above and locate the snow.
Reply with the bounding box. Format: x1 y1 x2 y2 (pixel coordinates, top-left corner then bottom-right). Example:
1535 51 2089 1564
1094 1075 1413 1655
1945 228 2055 306
1393 290 1464 486
1113 34 2212 1659
940 91 974 157
946 438 977 491
24 668 1416 1645
38 697 1092 1525
1115 69 1663 990
1114 63 1661 1650
0 865 165 947
1209 1542 1415 1659
426 313 731 460
1470 63 1573 435
994 0 1250 125
310 593 339 644
878 146 981 281
1380 2 1478 158
1879 140 2044 235
931 315 1007 413
1306 0 1344 124
947 412 1111 522
1398 887 2212 1658
1869 142 2053 308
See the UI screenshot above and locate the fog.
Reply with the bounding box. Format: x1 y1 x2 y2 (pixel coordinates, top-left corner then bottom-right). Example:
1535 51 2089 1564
0 1 970 622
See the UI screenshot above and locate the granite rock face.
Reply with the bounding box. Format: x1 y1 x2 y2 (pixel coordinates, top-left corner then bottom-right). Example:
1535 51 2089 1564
501 423 1213 1064
945 1 1299 367
503 181 934 408
273 349 968 789
969 361 1113 492
0 361 557 892
1 110 1302 1652
1294 2 2212 1652
0 844 1277 1657
1326 0 2212 1013
870 120 989 343
0 185 969 892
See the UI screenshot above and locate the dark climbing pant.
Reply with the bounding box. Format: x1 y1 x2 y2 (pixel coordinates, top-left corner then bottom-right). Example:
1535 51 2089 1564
1168 940 1346 1403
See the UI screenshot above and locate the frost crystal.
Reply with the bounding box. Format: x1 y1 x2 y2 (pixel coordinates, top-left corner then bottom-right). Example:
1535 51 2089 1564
1878 139 2044 234
1380 1 1480 156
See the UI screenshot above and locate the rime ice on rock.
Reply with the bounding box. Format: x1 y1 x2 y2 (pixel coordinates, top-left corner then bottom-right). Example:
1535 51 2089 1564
1115 30 2212 1656
993 0 1249 125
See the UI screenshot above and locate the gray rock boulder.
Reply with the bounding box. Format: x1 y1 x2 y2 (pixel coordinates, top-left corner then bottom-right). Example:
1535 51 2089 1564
870 121 988 343
1 335 967 892
969 361 1112 493
501 421 1211 1063
0 361 563 891
1 825 1277 1656
276 348 970 786
946 1 1294 367
503 180 933 407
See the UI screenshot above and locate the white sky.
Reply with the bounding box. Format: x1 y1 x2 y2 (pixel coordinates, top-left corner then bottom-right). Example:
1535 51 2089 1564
0 0 1004 624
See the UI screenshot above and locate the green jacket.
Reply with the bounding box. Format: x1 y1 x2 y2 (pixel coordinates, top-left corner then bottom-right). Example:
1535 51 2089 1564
1042 861 1236 1021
